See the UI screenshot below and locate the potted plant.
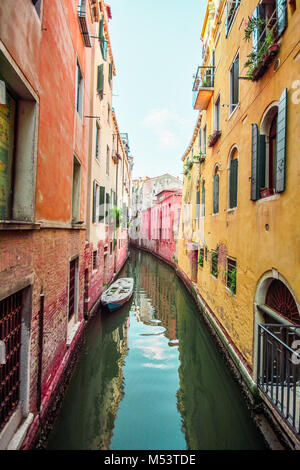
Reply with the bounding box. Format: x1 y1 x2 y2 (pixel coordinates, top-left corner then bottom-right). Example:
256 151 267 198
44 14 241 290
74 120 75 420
198 255 204 267
226 268 236 295
208 130 221 147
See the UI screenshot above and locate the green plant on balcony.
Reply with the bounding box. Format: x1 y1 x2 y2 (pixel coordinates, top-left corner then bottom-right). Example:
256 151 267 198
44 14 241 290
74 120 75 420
244 19 279 81
211 252 218 277
193 152 206 163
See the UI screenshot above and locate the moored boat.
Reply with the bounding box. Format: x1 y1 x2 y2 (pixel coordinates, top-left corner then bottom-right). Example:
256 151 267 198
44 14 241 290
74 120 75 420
101 277 134 311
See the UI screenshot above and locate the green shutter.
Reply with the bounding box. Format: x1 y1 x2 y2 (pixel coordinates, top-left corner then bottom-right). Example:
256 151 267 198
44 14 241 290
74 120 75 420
109 63 113 82
252 5 266 55
232 56 239 106
97 64 104 94
201 184 205 217
225 1 229 37
98 18 103 41
92 181 97 223
229 159 238 208
251 124 259 200
276 0 287 38
276 88 288 193
105 192 109 224
99 186 105 222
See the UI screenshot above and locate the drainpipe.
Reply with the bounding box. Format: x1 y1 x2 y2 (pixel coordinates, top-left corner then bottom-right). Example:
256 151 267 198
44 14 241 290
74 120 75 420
36 294 45 414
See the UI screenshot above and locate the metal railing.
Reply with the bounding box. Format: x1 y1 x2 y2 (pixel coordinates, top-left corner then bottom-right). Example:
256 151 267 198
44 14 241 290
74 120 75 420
192 66 215 92
257 324 300 437
77 1 92 47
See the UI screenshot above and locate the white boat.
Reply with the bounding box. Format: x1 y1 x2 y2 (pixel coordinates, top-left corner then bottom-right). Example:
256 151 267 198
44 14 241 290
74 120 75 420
101 278 134 311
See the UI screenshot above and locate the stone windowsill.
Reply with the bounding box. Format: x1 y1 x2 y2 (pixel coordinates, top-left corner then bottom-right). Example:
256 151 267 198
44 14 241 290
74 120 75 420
0 220 41 230
66 321 81 348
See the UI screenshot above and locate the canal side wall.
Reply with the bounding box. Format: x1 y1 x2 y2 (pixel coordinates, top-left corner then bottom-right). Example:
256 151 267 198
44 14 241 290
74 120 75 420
130 244 293 449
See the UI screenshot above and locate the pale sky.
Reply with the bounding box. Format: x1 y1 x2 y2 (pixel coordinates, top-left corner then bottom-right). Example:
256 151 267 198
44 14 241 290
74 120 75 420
109 0 206 180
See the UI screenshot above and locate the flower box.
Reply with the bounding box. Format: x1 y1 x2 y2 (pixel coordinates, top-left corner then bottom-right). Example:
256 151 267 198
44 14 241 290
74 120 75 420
208 131 221 148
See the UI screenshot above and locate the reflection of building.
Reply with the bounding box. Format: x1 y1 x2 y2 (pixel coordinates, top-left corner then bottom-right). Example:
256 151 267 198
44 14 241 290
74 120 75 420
178 0 300 447
139 253 177 341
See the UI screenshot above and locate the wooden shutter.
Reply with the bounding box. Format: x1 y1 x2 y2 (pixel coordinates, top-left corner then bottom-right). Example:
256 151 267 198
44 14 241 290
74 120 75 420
97 64 104 94
276 88 288 193
98 18 103 41
105 192 109 223
276 0 287 38
229 159 238 208
99 186 105 222
225 1 229 37
201 184 205 217
109 63 113 82
251 124 259 200
213 174 219 214
92 181 97 223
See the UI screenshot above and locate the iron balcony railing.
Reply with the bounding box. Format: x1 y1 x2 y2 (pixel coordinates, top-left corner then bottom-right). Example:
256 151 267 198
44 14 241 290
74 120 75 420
78 2 92 48
192 66 215 92
257 323 300 437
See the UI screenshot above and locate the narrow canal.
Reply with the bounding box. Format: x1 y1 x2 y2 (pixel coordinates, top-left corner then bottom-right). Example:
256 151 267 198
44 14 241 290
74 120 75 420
46 249 267 450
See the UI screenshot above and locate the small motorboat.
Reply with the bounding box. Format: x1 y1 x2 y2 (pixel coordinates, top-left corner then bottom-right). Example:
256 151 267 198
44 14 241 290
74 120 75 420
101 278 134 311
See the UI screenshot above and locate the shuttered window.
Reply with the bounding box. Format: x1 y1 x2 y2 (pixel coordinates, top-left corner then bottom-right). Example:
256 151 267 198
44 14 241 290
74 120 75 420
92 181 97 223
109 63 113 84
97 64 104 95
99 186 105 223
213 173 220 214
0 91 15 220
105 193 110 224
196 190 200 219
275 88 287 193
229 158 238 209
252 4 266 55
201 183 205 217
230 54 239 114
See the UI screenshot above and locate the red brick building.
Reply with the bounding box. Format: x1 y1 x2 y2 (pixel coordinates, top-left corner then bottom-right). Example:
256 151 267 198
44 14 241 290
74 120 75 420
0 0 94 449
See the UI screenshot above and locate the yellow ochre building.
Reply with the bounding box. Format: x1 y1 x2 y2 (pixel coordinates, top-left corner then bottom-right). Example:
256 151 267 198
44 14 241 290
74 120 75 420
178 0 300 447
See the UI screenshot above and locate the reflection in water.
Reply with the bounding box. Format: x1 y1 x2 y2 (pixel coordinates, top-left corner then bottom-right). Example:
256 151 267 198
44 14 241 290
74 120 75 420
46 249 266 450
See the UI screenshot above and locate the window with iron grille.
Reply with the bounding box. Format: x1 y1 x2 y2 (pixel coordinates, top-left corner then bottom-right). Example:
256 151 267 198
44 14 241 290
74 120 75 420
0 291 23 432
92 250 97 270
211 250 218 278
226 257 237 294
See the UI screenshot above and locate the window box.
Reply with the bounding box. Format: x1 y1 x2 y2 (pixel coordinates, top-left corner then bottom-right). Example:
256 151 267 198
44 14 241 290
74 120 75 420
208 130 221 148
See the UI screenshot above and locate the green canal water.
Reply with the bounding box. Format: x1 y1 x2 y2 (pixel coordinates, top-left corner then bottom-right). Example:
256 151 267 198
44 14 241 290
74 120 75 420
46 249 267 450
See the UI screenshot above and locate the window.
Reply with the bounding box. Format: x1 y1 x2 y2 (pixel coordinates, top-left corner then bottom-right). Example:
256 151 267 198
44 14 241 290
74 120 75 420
92 250 97 270
214 95 221 131
32 0 42 16
198 247 204 268
92 182 105 223
211 250 218 278
195 190 200 220
251 89 287 200
226 257 236 294
68 257 79 321
225 0 240 37
75 60 84 119
229 53 239 115
95 122 100 159
97 64 104 98
198 127 202 150
228 148 238 209
201 181 205 217
202 125 207 155
72 157 81 223
0 55 38 222
109 63 113 85
213 167 220 214
106 146 110 175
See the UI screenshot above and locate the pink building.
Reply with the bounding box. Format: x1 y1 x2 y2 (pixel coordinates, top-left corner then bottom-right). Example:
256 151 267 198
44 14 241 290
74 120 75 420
140 189 182 265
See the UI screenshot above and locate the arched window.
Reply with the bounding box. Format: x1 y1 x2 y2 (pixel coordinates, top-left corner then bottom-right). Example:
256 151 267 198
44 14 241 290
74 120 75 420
266 279 300 324
228 148 238 209
212 166 220 214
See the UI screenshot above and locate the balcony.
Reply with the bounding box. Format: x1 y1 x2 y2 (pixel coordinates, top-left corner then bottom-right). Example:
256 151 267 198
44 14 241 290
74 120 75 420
192 66 215 110
257 323 300 438
78 2 92 48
